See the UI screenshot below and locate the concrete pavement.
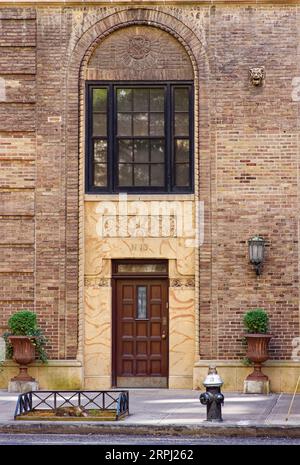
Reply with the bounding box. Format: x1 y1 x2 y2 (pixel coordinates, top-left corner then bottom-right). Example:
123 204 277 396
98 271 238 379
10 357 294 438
0 389 299 437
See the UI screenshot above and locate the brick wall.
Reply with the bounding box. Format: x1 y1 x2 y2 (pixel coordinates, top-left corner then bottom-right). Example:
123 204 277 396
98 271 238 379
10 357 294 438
0 7 37 340
0 3 299 362
208 5 299 360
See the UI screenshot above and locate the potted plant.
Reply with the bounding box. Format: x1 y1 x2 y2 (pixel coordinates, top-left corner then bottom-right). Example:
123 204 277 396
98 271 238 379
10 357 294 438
2 310 47 384
243 308 272 386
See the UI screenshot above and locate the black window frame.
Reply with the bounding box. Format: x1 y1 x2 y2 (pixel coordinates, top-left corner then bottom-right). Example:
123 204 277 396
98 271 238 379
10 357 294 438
85 81 194 194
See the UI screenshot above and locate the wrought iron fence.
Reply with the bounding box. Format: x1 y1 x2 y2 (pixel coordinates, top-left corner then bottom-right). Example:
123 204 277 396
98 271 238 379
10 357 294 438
14 390 129 420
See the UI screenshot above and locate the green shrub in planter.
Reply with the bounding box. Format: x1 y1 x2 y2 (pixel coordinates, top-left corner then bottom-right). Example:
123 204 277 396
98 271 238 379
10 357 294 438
8 311 37 335
243 308 269 334
2 310 48 363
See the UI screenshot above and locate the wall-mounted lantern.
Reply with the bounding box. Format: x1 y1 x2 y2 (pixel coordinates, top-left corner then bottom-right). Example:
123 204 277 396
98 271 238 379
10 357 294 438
248 236 266 276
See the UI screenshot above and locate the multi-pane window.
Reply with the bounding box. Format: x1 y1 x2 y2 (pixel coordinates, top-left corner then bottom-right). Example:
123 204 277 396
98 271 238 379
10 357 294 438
86 82 193 193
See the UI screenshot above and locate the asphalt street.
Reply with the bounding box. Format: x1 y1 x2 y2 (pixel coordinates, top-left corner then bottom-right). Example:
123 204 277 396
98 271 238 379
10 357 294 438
0 433 299 445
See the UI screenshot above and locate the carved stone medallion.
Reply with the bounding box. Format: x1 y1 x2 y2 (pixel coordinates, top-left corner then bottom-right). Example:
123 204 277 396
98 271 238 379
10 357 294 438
118 34 160 70
128 36 151 60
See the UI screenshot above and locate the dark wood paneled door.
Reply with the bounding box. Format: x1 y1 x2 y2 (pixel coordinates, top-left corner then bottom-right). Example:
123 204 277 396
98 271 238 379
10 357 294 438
115 279 168 388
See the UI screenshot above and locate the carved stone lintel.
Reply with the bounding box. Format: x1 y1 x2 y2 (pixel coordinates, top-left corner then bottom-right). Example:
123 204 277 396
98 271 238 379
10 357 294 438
170 278 195 288
249 67 265 86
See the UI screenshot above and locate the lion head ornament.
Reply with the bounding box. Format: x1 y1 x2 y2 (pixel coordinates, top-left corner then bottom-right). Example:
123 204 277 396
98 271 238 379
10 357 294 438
249 67 265 86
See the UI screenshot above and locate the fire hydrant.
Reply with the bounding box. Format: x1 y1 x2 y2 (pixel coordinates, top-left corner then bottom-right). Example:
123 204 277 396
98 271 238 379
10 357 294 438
199 366 224 422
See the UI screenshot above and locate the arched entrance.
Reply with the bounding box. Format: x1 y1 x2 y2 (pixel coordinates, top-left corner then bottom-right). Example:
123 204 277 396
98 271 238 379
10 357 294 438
65 8 211 389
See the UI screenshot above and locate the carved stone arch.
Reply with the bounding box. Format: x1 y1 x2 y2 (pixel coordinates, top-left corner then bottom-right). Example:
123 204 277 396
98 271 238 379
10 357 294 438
67 8 208 80
64 8 212 363
86 25 194 81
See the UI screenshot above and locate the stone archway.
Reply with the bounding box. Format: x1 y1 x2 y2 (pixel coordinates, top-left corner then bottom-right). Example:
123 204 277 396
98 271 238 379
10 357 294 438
65 8 212 388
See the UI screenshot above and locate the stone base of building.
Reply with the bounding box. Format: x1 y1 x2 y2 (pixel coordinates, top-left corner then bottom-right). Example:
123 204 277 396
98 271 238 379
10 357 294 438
8 380 39 393
2 359 300 392
193 360 300 393
0 360 83 390
243 379 270 395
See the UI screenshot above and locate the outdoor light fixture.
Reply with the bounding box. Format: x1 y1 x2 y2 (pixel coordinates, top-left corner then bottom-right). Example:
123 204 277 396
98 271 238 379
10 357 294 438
248 235 266 276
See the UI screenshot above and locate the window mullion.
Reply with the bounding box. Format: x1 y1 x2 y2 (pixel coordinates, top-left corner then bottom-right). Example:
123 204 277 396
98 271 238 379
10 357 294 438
87 85 93 192
189 84 194 192
111 84 116 192
166 83 172 193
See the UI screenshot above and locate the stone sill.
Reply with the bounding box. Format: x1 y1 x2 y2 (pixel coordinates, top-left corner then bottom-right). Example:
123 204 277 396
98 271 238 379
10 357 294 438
2 360 82 368
85 194 195 202
195 359 300 367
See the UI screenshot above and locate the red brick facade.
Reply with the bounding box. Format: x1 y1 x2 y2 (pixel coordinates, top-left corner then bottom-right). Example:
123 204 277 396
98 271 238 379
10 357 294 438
0 3 299 364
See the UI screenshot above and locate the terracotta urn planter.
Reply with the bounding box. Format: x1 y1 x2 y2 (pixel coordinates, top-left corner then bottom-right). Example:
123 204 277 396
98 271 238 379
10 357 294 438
245 334 272 381
9 336 36 382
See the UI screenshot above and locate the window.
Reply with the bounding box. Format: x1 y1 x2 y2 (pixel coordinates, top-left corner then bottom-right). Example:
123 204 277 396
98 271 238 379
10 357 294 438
86 82 194 193
116 263 168 274
137 286 147 319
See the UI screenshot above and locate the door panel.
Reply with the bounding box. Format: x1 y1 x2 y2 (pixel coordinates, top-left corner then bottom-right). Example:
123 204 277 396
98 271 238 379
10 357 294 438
115 278 168 387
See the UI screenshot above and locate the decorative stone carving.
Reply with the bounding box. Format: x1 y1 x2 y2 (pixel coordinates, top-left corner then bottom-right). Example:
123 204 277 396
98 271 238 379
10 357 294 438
249 67 265 86
98 215 177 238
128 35 151 60
84 277 110 288
170 278 195 288
87 25 193 81
119 34 160 71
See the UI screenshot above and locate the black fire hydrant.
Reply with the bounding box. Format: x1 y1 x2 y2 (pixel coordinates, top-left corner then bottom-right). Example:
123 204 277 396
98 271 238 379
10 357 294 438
199 366 224 422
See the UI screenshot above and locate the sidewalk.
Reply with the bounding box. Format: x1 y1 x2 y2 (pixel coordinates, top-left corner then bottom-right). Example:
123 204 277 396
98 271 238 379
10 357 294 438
0 389 299 437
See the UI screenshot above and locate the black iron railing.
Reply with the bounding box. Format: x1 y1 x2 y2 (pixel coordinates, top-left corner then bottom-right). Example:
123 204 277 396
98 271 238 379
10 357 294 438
14 390 129 420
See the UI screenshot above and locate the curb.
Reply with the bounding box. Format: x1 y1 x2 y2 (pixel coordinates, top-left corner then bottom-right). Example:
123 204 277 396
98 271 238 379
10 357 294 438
0 422 299 438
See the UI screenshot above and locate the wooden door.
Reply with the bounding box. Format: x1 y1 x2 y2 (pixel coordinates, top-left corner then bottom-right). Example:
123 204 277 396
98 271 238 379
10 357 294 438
115 279 168 388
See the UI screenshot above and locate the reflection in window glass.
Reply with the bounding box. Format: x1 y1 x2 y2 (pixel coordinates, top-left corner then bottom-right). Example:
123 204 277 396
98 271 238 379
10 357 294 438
118 113 132 136
174 88 189 112
175 113 189 136
151 164 164 186
93 88 107 112
134 140 149 163
137 286 147 319
93 114 107 136
119 140 133 162
117 89 132 111
134 164 149 186
133 89 149 112
133 113 148 136
175 164 189 187
151 140 164 163
119 164 133 186
150 113 164 136
94 140 107 163
150 89 164 112
94 163 107 187
175 140 189 162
